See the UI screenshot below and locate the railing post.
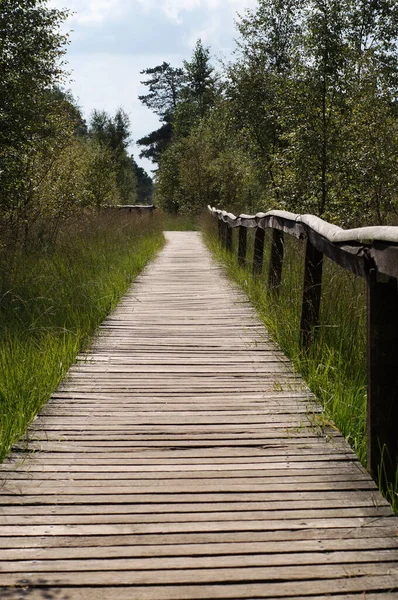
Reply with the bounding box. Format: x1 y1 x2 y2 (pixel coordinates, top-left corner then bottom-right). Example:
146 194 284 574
300 239 323 350
238 227 247 267
367 269 398 487
218 218 223 243
221 220 228 248
253 227 265 276
225 224 233 252
268 229 284 292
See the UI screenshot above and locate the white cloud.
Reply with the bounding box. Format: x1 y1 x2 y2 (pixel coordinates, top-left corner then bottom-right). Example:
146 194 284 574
136 0 200 24
49 0 258 35
136 0 256 24
49 0 126 25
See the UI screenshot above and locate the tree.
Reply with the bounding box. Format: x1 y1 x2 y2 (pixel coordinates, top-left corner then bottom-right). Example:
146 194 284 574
85 141 120 211
175 39 217 135
49 87 87 137
89 109 137 205
0 0 71 238
289 0 398 219
137 119 173 165
155 1 398 223
283 0 348 216
0 0 70 149
138 43 218 167
138 62 184 119
229 0 398 221
90 108 130 156
227 0 303 206
137 63 184 166
131 158 154 204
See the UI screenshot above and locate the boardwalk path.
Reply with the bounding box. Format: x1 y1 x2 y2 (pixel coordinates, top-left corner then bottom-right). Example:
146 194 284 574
0 231 397 599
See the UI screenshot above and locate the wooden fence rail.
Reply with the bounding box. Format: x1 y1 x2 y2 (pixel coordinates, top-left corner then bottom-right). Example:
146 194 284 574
208 205 398 489
106 204 156 214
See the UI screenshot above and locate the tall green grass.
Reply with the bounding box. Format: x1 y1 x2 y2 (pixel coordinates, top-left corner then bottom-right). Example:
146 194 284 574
203 215 397 511
0 211 164 460
159 211 199 231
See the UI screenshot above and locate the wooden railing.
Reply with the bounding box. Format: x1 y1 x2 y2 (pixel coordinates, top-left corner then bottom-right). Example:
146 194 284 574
107 204 156 213
209 205 398 487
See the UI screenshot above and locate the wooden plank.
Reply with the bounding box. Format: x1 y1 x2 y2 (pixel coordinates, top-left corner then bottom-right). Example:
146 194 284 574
0 517 395 537
1 536 397 560
0 582 396 600
0 562 397 585
0 508 392 528
0 460 367 472
1 550 398 573
0 527 397 550
0 498 390 515
0 488 385 504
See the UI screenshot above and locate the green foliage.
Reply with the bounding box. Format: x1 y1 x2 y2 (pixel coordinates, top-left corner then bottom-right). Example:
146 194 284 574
0 212 164 460
0 1 138 250
152 0 398 224
334 59 398 225
0 0 70 224
156 99 266 215
175 39 217 134
139 62 184 119
137 63 184 165
155 126 214 214
137 120 173 164
49 87 88 136
89 108 137 205
0 0 70 148
234 0 398 222
90 108 130 155
159 212 199 231
83 139 120 210
138 40 218 168
0 95 79 249
132 158 154 204
155 140 185 213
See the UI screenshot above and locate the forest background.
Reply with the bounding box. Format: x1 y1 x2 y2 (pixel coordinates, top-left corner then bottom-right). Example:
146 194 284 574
2 0 398 243
143 0 398 228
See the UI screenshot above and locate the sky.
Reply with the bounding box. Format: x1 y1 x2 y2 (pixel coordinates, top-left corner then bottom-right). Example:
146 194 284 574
47 0 258 175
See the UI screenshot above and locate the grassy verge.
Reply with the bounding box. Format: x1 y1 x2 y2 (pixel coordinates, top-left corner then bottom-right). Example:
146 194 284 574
202 214 397 511
0 211 164 461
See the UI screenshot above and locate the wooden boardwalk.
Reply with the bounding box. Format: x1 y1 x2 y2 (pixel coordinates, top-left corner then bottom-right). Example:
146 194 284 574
0 231 397 599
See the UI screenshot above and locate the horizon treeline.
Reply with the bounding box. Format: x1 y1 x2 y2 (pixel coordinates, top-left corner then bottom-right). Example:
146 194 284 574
0 0 153 253
138 0 398 226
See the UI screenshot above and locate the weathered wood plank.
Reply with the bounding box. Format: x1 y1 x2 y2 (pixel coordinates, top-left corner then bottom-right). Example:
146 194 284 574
0 582 396 600
1 537 397 560
0 527 397 550
0 562 397 585
1 550 398 573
